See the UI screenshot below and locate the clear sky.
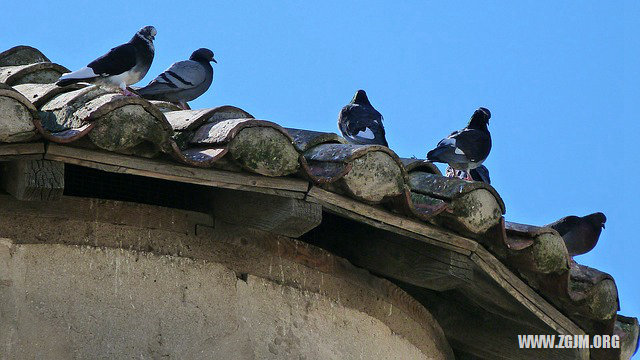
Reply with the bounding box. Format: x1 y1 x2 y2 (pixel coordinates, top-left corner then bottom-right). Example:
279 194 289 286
4 0 639 343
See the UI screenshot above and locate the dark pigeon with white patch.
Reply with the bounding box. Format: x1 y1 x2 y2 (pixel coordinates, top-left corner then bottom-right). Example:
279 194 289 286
546 212 606 258
446 164 491 184
338 90 388 147
427 107 492 180
136 48 216 109
56 26 156 96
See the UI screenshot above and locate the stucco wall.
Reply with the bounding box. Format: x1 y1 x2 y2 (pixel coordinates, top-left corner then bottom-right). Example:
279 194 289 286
0 195 453 359
0 241 437 359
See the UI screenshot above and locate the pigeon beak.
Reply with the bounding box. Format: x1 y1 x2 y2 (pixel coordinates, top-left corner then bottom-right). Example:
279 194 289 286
602 223 605 229
211 57 217 64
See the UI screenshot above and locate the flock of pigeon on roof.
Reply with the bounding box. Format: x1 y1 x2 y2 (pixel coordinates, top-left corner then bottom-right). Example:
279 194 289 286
58 26 492 182
55 25 606 262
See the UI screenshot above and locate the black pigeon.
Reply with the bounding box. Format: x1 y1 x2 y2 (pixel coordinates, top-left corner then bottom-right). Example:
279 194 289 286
136 48 216 109
446 164 491 184
547 212 606 258
427 107 492 180
56 26 156 96
338 90 388 146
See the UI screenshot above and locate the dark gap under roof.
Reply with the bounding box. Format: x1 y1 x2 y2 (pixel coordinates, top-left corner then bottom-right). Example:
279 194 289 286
64 164 213 213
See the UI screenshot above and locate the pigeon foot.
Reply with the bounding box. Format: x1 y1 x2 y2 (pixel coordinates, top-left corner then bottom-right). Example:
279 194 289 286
121 88 139 97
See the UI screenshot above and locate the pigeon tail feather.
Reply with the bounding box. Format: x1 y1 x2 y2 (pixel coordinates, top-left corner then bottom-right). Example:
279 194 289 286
427 147 470 168
56 67 99 87
136 82 171 98
56 77 80 87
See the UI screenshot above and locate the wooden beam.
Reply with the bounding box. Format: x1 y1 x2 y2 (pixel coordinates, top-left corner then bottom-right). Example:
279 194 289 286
357 236 472 291
212 188 321 237
407 286 589 360
1 159 64 201
45 144 309 199
303 212 473 291
0 143 44 161
307 186 477 254
471 247 585 336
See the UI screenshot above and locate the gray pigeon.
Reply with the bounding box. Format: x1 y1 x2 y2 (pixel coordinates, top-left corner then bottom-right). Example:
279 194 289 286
546 212 606 258
338 90 388 146
427 107 492 180
136 48 216 109
56 26 156 96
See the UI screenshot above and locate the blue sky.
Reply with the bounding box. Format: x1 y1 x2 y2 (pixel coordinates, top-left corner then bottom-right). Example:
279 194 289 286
4 0 639 343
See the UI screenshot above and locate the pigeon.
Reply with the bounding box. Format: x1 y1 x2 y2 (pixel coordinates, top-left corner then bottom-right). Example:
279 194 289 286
136 48 216 109
427 107 492 181
56 26 156 96
338 90 388 146
546 212 606 258
445 164 491 184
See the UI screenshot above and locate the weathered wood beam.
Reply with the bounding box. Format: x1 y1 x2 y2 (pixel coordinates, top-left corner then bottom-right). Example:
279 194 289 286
45 144 309 198
1 159 64 201
405 286 589 360
0 143 44 161
303 212 473 291
472 247 585 336
356 235 471 291
212 188 321 237
460 270 541 325
307 186 477 254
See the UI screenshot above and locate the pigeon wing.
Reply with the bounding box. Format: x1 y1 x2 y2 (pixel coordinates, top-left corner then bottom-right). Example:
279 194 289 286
339 105 388 146
138 60 206 95
546 216 581 236
87 43 137 76
427 129 468 164
449 128 491 162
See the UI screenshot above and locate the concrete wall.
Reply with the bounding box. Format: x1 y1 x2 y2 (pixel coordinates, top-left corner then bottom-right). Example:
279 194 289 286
0 195 453 359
